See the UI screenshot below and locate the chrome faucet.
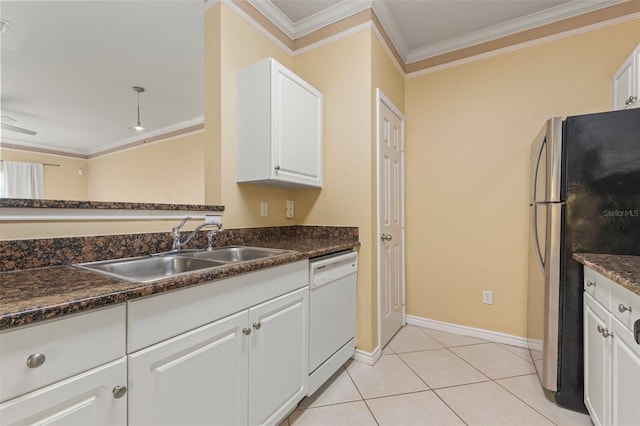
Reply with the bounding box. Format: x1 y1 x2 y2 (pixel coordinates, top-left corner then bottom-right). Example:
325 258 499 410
172 217 223 251
171 217 193 250
206 227 224 251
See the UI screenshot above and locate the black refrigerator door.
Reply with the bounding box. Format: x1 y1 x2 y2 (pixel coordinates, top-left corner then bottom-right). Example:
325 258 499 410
556 108 640 411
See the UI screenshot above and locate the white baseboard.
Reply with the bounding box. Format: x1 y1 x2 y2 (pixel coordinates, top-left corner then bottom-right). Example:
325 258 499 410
405 315 530 349
352 345 381 366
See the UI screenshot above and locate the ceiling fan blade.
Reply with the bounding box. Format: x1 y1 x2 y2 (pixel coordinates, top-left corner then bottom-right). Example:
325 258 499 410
1 122 38 135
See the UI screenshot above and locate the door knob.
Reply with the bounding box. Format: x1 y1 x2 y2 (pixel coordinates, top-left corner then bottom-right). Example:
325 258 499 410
381 234 392 241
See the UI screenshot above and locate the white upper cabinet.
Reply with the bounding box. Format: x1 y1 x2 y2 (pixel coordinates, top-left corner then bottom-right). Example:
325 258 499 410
612 44 639 110
237 58 323 188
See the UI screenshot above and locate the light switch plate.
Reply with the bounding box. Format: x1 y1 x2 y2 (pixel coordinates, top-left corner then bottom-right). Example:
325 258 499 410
260 202 268 217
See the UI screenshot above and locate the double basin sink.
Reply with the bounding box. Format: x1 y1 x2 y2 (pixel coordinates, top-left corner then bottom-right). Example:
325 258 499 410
75 246 293 283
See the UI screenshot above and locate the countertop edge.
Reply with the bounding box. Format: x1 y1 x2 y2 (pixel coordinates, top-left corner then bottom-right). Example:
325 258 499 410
1 241 360 331
573 253 640 296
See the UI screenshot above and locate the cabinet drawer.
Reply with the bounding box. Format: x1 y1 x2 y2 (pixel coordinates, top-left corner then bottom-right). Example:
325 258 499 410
584 268 611 309
610 283 640 332
0 305 126 402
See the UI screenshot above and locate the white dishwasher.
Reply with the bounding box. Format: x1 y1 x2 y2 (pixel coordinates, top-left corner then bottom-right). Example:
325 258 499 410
308 250 358 395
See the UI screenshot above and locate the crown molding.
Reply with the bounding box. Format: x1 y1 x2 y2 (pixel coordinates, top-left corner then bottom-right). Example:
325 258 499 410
294 21 372 57
405 0 628 64
248 0 372 39
293 0 371 38
247 0 296 38
406 12 640 78
89 116 205 156
2 117 206 157
225 0 295 56
370 0 409 62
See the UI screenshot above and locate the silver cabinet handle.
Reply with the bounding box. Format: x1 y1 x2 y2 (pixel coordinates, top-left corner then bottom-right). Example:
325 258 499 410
597 325 614 338
243 327 252 335
625 95 637 106
253 322 262 330
381 234 392 241
618 304 632 313
586 280 596 287
112 386 127 399
26 353 46 368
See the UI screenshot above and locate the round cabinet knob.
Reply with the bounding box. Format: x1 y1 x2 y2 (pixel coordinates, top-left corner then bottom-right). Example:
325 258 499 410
618 304 632 313
253 322 262 330
625 95 638 106
112 386 127 399
597 325 613 338
586 280 596 287
26 353 46 368
242 327 252 335
274 165 281 171
381 234 393 241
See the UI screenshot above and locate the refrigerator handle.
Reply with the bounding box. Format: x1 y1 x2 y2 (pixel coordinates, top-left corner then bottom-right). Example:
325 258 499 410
532 204 545 272
530 133 546 205
530 127 547 273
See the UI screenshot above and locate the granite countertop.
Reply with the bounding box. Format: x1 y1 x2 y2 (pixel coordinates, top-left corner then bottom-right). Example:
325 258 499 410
573 253 640 296
0 237 358 331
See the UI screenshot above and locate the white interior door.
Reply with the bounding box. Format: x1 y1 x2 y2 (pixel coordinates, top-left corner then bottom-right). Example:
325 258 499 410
377 89 405 349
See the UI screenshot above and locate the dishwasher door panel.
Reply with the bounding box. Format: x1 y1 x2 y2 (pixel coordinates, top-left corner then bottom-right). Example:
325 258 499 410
309 273 357 372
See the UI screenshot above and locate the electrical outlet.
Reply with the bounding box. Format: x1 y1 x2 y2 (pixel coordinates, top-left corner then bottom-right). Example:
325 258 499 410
285 200 294 219
260 202 268 217
204 215 222 225
483 290 493 305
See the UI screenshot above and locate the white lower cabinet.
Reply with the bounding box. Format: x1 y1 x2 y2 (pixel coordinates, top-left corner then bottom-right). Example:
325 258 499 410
610 318 640 426
128 310 249 426
583 266 640 426
584 292 610 426
0 306 127 426
0 358 127 426
128 284 309 426
248 287 308 426
128 268 309 426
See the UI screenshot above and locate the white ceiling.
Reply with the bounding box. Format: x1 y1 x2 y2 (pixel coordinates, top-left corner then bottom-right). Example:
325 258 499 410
0 0 625 155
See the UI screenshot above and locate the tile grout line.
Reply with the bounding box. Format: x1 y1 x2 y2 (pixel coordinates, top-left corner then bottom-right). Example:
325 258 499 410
343 361 380 425
494 376 561 426
394 345 470 426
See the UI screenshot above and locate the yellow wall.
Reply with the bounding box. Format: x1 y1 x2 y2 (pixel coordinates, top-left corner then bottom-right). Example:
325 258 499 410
210 3 296 228
405 20 640 338
294 30 374 350
88 130 205 204
0 149 88 200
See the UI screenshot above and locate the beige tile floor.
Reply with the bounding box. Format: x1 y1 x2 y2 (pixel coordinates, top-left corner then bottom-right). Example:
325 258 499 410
284 325 593 426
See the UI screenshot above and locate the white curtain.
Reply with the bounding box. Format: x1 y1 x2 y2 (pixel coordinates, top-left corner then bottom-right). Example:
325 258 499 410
1 161 44 199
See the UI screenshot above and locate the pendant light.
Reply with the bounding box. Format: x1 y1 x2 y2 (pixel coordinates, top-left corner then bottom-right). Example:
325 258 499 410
131 86 145 132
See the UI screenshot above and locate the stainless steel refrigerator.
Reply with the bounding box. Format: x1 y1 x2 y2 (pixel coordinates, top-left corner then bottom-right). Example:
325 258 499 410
527 108 640 412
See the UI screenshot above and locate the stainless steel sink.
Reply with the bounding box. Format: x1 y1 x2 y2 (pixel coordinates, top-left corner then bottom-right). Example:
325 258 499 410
178 246 291 262
75 246 292 283
75 255 226 283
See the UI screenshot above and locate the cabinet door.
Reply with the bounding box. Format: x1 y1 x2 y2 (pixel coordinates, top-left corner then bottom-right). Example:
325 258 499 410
272 62 322 187
128 311 249 426
248 287 308 426
584 292 610 426
0 358 127 426
612 48 638 110
610 318 640 426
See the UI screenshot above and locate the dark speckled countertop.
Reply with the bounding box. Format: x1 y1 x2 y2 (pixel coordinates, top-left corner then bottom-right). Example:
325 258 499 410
1 228 359 330
573 253 640 296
